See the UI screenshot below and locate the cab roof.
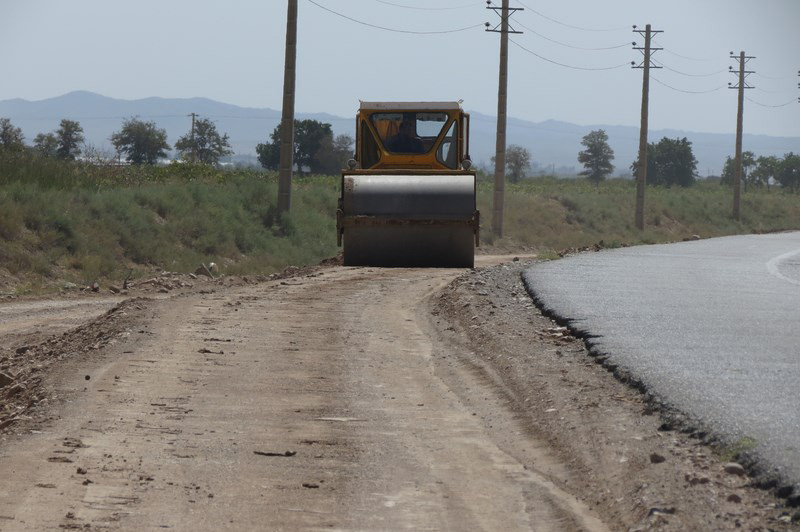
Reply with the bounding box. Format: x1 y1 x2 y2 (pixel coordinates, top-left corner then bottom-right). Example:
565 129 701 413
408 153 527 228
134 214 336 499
359 101 463 111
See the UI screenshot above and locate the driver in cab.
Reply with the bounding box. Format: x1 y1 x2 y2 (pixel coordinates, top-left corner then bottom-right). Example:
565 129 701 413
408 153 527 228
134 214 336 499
386 118 425 154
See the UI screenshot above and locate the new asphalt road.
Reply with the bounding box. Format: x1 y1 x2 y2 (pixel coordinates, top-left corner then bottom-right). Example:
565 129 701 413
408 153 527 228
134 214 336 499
523 232 800 495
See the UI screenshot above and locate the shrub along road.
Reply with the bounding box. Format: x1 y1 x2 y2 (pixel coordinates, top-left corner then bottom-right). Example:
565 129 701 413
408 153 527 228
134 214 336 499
0 256 797 530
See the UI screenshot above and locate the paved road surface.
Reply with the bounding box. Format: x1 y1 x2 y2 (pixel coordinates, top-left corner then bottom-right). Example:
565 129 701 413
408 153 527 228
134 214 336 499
523 232 800 493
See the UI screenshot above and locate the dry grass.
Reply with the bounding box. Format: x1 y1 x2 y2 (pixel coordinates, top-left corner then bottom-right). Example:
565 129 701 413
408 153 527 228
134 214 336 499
1 156 798 294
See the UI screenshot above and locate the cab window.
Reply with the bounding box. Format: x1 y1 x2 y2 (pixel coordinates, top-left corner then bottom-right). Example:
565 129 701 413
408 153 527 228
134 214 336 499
435 120 458 169
360 120 380 168
370 112 448 155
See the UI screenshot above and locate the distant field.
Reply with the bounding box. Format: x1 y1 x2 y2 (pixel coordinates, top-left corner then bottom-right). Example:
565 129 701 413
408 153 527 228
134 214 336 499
1 156 798 294
477 177 800 253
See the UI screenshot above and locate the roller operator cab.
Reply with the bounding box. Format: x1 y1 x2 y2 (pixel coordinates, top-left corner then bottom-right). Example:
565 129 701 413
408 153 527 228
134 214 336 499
336 102 479 267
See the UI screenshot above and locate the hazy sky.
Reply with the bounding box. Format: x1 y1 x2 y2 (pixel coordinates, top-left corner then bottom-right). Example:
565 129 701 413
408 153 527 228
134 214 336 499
1 0 799 137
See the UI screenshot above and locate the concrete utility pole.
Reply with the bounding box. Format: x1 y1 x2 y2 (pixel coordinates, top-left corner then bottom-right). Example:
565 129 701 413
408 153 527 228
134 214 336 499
729 51 755 221
278 0 298 214
632 25 662 231
188 112 197 162
486 0 522 239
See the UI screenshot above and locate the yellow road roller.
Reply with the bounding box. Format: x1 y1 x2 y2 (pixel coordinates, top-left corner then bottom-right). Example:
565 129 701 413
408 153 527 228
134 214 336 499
336 102 479 267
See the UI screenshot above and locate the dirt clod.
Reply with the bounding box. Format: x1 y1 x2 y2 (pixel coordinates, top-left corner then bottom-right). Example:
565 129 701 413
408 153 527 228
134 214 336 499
724 462 747 476
0 372 14 388
727 493 742 503
254 451 296 457
650 452 667 464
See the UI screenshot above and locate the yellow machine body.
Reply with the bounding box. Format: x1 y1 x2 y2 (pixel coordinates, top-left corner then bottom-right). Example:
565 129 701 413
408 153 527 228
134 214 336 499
337 102 479 267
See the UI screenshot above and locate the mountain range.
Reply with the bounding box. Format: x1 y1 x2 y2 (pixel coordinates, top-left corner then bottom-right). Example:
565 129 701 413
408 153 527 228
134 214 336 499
1 91 798 176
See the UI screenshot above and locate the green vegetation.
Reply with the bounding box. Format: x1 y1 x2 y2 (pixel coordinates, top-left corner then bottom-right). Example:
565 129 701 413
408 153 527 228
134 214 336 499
577 129 615 184
491 145 532 183
174 118 233 165
632 137 698 187
721 152 800 192
111 118 171 165
0 157 339 293
478 176 800 252
718 436 759 462
0 118 26 153
1 149 799 295
256 119 353 176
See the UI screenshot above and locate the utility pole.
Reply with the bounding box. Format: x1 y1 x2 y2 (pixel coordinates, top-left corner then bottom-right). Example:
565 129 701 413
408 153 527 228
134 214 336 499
278 0 298 214
188 112 197 162
728 51 754 221
632 25 662 230
486 0 522 239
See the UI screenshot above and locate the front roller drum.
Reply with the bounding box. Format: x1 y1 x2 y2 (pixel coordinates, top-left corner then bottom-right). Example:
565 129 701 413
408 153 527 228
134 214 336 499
341 213 478 268
342 221 475 268
338 173 478 268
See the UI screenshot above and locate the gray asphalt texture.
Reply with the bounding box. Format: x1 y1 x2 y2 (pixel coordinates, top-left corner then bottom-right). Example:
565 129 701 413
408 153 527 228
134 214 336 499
522 232 800 494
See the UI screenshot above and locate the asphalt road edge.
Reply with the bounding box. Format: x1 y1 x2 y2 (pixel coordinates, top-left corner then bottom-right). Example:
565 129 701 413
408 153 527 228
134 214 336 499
520 265 800 509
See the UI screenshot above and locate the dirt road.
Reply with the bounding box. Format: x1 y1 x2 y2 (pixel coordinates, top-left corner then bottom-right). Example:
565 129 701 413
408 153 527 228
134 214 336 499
0 258 796 531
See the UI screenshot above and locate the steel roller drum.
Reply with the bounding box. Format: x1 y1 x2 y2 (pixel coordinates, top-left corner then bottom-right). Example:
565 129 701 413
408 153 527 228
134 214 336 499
341 174 477 267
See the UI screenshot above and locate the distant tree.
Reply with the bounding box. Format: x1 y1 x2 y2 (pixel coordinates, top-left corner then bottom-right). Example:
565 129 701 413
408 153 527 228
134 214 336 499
33 132 59 157
577 129 615 184
314 134 354 175
255 133 280 171
0 118 25 152
111 118 170 165
631 137 697 187
506 145 532 183
174 117 233 165
751 155 781 190
491 145 531 183
720 151 756 190
55 119 84 160
256 119 333 175
776 152 800 192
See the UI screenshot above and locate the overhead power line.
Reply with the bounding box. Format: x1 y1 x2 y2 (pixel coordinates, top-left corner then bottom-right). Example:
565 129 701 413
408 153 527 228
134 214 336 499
652 59 726 78
307 0 483 34
753 72 794 81
745 96 797 108
514 0 627 32
754 86 785 94
514 20 632 50
658 47 716 63
373 0 482 10
509 38 629 70
651 76 725 94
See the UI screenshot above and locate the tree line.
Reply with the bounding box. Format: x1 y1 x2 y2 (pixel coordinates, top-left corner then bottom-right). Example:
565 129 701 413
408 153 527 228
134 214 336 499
0 116 233 165
256 119 353 176
3 113 797 187
494 128 800 191
0 115 353 173
720 152 800 191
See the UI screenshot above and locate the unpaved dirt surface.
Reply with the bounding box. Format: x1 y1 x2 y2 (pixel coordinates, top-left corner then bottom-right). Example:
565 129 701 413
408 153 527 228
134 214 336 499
0 257 797 531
